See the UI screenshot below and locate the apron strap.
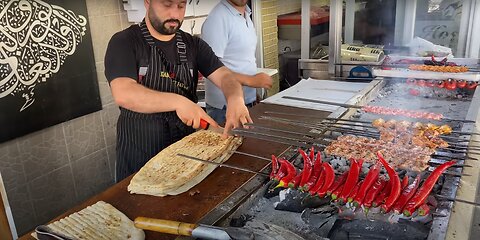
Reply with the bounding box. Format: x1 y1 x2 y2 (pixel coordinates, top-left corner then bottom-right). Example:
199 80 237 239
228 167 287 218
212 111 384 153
139 19 189 65
175 33 188 65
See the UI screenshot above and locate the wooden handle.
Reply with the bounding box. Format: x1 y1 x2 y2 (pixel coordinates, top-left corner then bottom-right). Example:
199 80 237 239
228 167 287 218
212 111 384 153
134 217 198 236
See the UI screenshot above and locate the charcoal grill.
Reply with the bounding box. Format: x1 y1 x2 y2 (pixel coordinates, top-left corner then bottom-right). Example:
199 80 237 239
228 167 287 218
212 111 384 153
192 78 480 240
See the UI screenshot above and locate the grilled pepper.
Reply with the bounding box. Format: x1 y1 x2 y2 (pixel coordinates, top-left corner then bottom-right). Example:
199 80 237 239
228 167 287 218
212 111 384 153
363 177 387 209
338 158 363 204
277 159 297 188
327 171 348 196
353 161 381 207
273 158 288 181
309 167 325 194
314 162 335 197
331 183 344 200
348 180 363 203
372 180 391 207
290 171 303 188
418 202 430 216
403 161 456 217
377 152 401 213
301 152 323 191
401 175 409 190
299 148 313 187
392 175 421 214
270 155 279 180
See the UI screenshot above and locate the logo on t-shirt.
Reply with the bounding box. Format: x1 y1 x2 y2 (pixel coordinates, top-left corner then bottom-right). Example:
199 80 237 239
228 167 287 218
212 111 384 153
160 71 176 79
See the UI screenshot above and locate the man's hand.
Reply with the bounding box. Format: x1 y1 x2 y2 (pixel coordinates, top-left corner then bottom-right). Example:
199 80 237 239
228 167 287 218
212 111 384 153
254 72 273 89
224 97 253 138
176 97 218 129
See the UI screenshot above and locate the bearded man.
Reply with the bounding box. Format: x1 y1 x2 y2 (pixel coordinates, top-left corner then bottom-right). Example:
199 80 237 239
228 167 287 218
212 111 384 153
105 0 252 181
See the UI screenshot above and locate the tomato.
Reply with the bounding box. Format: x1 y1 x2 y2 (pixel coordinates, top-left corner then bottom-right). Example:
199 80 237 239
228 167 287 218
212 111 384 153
445 79 457 90
436 80 445 88
406 78 416 85
416 79 426 87
456 80 467 88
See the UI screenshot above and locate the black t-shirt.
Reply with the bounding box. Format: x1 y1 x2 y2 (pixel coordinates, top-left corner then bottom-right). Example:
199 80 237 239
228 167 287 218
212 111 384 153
104 25 223 83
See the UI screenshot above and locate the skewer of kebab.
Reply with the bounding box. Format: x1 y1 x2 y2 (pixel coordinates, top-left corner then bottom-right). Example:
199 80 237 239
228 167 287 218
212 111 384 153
324 135 470 172
281 96 471 122
408 64 469 73
244 118 480 159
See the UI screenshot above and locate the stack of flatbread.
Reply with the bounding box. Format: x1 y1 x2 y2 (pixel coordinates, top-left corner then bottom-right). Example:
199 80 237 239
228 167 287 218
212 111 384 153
128 130 243 196
32 201 145 240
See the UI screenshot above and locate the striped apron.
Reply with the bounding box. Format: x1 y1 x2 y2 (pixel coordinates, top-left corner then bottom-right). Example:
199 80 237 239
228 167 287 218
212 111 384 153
115 21 197 182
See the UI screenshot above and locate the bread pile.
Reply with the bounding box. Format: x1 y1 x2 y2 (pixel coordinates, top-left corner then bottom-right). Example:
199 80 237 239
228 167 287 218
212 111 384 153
128 130 243 196
32 201 144 240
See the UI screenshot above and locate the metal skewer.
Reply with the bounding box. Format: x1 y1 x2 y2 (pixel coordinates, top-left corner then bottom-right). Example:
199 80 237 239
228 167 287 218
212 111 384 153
177 153 270 177
436 195 480 207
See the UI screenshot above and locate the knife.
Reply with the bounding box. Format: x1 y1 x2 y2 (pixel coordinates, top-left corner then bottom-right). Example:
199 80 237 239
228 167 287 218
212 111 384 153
134 217 254 240
200 119 234 135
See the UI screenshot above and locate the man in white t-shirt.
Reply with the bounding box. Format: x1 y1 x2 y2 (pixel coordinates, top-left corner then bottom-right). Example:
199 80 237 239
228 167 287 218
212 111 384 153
202 0 272 125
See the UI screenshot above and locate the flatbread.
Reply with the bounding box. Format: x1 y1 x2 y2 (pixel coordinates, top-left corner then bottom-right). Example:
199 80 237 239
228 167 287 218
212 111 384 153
128 130 243 196
32 201 145 240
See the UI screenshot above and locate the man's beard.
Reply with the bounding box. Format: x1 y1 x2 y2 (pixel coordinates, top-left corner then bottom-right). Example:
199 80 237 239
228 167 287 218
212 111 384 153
149 13 182 35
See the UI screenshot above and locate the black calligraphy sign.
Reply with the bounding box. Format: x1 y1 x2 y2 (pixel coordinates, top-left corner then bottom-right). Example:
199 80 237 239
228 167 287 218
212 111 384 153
0 0 101 143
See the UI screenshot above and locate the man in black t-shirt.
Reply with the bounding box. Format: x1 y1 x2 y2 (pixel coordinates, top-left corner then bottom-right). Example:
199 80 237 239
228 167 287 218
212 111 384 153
104 0 252 181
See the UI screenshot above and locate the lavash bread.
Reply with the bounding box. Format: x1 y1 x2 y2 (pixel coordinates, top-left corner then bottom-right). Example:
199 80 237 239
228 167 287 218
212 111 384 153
32 201 145 240
128 130 243 196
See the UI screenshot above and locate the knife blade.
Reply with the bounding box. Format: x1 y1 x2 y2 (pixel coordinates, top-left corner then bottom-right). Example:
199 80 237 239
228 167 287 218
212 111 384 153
177 153 269 177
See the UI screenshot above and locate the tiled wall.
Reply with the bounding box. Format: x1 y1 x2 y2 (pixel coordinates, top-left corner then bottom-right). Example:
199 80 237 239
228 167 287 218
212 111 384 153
261 0 280 96
0 0 130 236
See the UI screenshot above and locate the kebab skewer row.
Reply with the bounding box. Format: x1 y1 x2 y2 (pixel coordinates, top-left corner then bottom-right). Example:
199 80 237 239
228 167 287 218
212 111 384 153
270 149 457 217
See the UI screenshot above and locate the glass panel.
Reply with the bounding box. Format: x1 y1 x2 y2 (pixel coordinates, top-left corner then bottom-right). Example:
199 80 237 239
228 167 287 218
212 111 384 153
414 0 463 56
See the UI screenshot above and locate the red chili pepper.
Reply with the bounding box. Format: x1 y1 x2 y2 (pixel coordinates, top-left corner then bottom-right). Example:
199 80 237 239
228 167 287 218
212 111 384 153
377 152 401 213
338 158 362 204
403 161 456 217
363 177 387 209
372 179 391 207
456 80 467 88
309 167 325 194
273 158 288 181
309 146 315 164
301 152 323 191
270 155 279 180
418 202 430 216
348 180 363 203
392 175 421 214
299 149 313 187
401 175 409 190
277 159 297 187
353 161 381 207
327 172 348 196
331 183 344 200
290 171 303 188
315 162 335 197
436 80 445 88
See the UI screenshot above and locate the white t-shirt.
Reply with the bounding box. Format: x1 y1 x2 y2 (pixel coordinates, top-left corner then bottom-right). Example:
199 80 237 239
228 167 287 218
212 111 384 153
201 0 257 109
